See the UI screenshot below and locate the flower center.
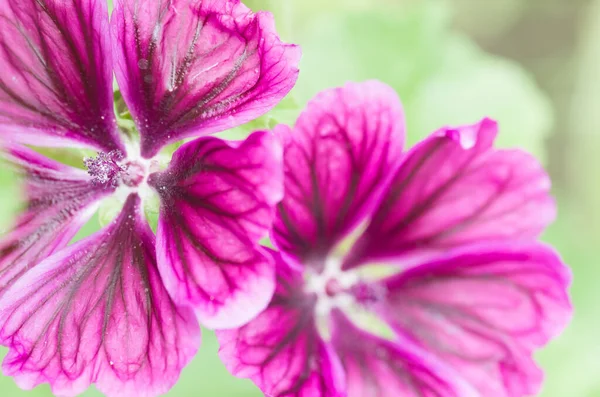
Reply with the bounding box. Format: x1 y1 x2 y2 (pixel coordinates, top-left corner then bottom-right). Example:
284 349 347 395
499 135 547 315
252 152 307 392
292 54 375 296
120 160 146 187
304 255 391 340
84 150 160 190
324 278 343 297
84 150 128 188
85 148 165 226
305 257 359 317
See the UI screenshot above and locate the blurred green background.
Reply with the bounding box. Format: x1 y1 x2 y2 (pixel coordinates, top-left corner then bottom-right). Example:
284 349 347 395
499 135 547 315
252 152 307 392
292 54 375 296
1 0 599 395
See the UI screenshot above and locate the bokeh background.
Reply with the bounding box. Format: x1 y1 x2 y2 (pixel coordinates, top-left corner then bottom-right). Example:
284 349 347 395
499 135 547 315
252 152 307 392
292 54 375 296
1 0 599 395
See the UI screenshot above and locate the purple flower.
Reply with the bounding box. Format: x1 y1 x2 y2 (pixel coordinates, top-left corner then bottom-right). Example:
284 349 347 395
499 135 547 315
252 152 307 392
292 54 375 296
217 81 572 397
0 0 299 395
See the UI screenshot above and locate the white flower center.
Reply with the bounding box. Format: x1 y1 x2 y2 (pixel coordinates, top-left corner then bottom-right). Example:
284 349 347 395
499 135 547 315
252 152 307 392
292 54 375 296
304 256 362 338
85 143 170 225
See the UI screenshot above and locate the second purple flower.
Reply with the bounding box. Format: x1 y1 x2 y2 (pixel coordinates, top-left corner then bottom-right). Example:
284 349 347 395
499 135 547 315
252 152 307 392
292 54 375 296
217 81 572 397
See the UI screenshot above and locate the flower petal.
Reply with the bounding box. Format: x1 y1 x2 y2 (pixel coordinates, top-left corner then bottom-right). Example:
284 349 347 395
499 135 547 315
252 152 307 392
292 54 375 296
217 250 346 397
272 81 405 270
0 145 109 295
0 0 123 151
374 244 571 396
330 310 477 397
346 118 556 267
0 194 200 397
149 131 282 328
112 0 300 158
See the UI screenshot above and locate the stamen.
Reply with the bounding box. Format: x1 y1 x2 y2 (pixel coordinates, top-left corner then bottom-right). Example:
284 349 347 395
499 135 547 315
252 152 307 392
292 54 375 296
84 151 149 189
84 150 127 188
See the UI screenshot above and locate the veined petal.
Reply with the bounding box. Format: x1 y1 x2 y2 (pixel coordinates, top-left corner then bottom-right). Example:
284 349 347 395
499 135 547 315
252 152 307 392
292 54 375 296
112 0 301 158
272 81 405 270
375 244 571 396
0 0 123 151
330 310 477 397
149 131 282 328
0 145 109 296
217 250 346 397
0 195 200 397
346 118 556 267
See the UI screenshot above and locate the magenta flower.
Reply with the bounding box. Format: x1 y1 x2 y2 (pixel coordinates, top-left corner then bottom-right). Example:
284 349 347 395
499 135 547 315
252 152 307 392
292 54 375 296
0 0 299 395
217 81 572 397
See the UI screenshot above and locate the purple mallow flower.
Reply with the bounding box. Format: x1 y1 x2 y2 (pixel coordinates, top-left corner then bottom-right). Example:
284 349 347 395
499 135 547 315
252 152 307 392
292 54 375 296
217 81 572 397
0 0 299 395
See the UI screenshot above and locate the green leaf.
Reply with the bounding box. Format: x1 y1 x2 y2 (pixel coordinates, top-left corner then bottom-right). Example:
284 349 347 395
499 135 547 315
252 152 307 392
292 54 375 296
0 160 23 234
70 212 101 244
406 35 554 160
97 197 123 227
144 192 161 234
29 147 93 170
0 349 53 396
260 236 274 248
537 201 600 396
216 93 302 140
291 2 449 104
